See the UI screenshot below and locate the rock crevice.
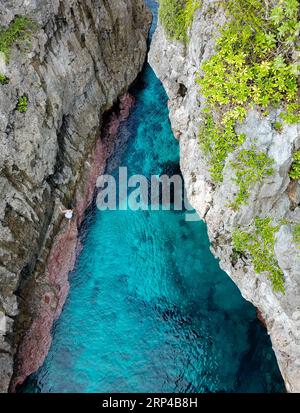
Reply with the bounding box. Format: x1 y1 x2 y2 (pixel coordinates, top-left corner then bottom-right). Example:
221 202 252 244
0 0 151 392
149 0 300 392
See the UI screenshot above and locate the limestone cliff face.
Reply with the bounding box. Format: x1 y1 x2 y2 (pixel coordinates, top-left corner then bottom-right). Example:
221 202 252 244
149 1 300 392
0 0 151 392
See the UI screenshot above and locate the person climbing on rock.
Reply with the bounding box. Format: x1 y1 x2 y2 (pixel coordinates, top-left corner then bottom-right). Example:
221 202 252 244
59 206 74 230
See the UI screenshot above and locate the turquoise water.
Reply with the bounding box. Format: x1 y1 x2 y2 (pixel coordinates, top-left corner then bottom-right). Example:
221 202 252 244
21 1 284 393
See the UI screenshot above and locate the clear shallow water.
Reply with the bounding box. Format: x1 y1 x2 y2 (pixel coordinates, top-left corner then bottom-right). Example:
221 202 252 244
21 1 284 393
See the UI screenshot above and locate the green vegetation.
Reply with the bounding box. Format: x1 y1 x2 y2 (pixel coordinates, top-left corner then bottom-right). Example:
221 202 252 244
273 120 283 132
197 0 300 199
158 0 200 42
232 218 285 293
230 148 274 210
17 95 28 113
279 217 289 225
198 109 246 182
293 224 300 249
0 73 9 85
0 16 37 62
281 103 300 124
289 151 300 180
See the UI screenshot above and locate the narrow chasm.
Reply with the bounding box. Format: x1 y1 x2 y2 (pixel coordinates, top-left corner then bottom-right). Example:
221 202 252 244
18 1 284 393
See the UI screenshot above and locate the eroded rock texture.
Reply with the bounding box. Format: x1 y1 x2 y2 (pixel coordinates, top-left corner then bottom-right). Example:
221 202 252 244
0 0 151 392
149 0 300 392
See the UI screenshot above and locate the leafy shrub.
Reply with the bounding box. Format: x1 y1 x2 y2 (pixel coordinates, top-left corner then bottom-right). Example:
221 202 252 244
232 217 285 293
230 148 274 210
0 73 9 85
197 0 300 190
0 16 37 61
273 121 283 132
280 103 300 124
158 0 200 43
17 95 28 113
289 151 300 180
199 109 246 182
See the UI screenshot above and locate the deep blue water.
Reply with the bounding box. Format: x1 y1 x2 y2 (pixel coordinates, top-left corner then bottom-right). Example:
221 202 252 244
21 1 284 393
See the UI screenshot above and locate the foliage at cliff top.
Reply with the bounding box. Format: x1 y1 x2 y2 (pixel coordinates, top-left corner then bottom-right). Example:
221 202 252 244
158 0 200 43
0 16 37 62
197 0 300 186
232 218 285 294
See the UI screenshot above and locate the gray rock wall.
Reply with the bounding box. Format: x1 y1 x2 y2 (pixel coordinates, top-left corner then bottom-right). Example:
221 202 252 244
0 0 151 392
149 0 300 392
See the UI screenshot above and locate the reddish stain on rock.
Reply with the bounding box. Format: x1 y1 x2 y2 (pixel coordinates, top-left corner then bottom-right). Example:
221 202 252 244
257 308 267 329
107 94 135 137
10 94 135 392
43 295 50 305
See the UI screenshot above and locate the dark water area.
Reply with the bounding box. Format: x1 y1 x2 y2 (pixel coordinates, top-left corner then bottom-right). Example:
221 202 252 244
20 0 284 393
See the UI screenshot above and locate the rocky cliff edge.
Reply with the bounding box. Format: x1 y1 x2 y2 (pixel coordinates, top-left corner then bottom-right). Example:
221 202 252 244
0 0 151 392
149 0 300 392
